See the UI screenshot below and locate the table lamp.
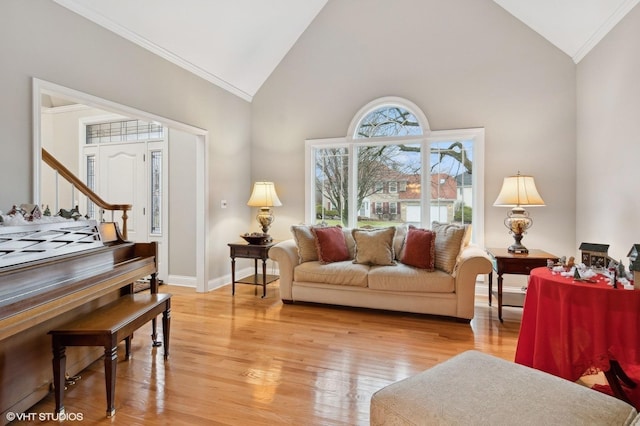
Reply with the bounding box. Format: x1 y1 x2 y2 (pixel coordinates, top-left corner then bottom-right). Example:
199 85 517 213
247 181 282 235
493 172 545 254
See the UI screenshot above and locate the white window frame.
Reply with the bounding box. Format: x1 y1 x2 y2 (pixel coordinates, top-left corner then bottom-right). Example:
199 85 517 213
304 97 485 246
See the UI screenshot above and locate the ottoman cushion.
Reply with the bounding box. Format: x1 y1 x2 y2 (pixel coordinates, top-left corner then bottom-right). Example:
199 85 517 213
370 350 638 425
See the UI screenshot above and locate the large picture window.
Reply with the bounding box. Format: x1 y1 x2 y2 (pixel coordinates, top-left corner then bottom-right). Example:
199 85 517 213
306 97 484 244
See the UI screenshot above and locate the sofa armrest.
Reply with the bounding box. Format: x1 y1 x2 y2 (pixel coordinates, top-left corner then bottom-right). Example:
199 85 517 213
269 239 300 301
453 245 493 319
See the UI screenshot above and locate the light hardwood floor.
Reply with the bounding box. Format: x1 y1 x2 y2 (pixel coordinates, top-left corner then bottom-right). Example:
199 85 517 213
16 282 523 425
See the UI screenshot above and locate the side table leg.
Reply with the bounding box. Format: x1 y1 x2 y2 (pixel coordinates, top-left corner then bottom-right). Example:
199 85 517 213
488 271 493 307
262 258 267 298
231 258 236 295
497 273 504 322
254 259 258 296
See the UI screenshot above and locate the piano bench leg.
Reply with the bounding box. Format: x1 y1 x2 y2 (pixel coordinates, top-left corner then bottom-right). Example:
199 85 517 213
151 317 162 347
124 336 132 360
162 304 171 359
52 342 67 415
104 345 118 417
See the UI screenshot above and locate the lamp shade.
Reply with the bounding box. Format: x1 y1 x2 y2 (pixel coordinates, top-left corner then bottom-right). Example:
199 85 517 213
247 181 282 207
493 173 545 207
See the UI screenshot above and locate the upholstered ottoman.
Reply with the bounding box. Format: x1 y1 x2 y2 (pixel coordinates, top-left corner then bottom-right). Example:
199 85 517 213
370 350 639 425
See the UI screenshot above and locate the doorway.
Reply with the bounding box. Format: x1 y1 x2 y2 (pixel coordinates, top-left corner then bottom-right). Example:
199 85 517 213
81 122 168 279
33 78 210 292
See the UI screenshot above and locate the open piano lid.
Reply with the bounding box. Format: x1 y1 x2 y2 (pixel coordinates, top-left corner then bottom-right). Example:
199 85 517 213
0 220 110 268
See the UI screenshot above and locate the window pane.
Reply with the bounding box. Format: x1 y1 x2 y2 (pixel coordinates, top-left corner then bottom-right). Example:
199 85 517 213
85 155 96 219
150 151 162 234
86 119 164 144
355 106 422 138
356 143 421 227
429 140 473 225
314 147 349 226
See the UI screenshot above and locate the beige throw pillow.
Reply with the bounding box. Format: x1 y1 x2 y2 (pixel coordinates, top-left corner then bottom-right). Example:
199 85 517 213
351 227 397 266
432 222 470 274
290 225 319 263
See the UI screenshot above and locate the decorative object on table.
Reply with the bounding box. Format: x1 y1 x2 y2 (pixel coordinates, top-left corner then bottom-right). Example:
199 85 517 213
628 245 640 289
57 205 83 220
241 232 272 245
21 204 42 221
493 172 545 254
566 256 575 269
579 242 610 268
246 181 282 236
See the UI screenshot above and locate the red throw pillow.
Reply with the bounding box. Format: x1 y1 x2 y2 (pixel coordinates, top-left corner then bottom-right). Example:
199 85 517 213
401 226 435 270
312 226 350 263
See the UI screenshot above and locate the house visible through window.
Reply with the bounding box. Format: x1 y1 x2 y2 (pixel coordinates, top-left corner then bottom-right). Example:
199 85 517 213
307 97 484 244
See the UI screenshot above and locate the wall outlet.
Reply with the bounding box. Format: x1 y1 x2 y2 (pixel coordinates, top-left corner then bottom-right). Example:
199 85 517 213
221 200 228 209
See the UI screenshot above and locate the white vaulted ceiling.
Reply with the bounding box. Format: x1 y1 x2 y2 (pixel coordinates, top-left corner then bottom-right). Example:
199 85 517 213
54 0 328 101
493 0 640 62
54 0 639 102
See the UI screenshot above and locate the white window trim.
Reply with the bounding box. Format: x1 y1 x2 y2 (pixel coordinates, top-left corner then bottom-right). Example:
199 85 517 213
305 98 484 247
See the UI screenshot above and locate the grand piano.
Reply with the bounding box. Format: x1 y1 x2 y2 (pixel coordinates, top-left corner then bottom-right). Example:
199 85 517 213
0 220 157 421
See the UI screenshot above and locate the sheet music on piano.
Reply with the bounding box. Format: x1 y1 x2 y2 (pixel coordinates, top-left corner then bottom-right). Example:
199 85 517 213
0 220 104 268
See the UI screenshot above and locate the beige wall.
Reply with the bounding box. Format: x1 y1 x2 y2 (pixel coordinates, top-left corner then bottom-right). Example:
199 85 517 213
0 0 252 283
576 4 640 261
252 0 577 257
168 128 197 277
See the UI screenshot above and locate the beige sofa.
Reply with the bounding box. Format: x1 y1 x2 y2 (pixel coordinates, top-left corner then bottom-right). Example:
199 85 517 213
268 224 493 321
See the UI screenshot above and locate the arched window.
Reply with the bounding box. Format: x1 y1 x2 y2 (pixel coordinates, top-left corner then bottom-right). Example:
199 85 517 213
306 97 484 245
354 105 423 138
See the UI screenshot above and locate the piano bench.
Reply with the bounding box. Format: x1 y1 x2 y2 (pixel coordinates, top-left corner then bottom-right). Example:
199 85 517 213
48 292 171 418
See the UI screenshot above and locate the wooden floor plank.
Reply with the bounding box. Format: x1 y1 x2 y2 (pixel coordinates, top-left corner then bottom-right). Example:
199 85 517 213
15 282 521 425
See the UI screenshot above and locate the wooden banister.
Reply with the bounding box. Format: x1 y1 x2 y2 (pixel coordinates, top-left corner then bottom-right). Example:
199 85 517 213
41 148 131 239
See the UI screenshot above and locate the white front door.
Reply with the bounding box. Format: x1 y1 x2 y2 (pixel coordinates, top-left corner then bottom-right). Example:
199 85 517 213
98 142 147 241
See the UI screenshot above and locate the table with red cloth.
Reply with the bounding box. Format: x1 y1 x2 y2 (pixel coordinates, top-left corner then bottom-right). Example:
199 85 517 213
515 267 640 404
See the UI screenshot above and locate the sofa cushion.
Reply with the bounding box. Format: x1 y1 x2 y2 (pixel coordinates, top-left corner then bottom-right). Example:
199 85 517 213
294 260 369 287
432 222 470 274
352 227 396 266
291 225 319 263
400 226 435 270
312 226 350 263
368 263 454 293
393 224 408 261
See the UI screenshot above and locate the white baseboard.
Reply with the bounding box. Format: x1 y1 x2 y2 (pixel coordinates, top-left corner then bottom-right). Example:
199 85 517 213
167 274 197 287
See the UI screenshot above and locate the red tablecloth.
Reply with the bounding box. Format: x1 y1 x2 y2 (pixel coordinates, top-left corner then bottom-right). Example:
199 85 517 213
515 267 640 382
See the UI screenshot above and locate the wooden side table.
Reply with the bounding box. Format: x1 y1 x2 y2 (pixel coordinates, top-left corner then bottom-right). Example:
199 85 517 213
486 248 558 322
228 242 278 298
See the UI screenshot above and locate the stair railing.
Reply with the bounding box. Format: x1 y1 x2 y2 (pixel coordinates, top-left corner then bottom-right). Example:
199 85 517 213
41 148 131 239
